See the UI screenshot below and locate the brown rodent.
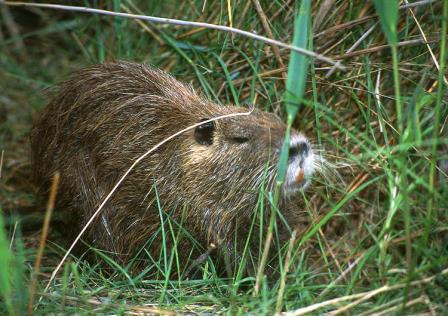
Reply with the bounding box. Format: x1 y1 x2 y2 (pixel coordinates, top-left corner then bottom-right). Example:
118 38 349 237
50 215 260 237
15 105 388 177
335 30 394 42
31 61 315 276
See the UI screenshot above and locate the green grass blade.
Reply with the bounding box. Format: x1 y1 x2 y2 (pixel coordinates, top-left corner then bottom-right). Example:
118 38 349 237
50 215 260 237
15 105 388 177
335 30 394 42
373 0 399 46
0 213 16 316
425 0 447 244
284 0 311 121
277 0 311 185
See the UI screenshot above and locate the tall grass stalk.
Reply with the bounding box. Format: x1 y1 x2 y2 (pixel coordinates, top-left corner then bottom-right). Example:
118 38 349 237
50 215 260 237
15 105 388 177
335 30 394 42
0 213 15 316
254 0 310 297
373 0 411 283
425 0 447 244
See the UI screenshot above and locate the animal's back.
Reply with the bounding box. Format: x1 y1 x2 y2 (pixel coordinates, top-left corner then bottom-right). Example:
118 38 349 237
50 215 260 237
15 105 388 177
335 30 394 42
31 62 212 268
31 61 315 275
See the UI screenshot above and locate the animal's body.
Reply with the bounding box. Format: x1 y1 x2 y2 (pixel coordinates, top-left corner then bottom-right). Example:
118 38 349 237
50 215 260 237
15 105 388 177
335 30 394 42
31 61 315 275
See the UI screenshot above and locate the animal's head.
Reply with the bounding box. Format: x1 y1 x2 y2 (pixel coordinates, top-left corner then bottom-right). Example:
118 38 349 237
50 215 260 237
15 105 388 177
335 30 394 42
175 104 315 212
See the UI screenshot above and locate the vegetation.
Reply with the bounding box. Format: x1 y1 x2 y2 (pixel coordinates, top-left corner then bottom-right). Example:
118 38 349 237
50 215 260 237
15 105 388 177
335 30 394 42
1 0 447 314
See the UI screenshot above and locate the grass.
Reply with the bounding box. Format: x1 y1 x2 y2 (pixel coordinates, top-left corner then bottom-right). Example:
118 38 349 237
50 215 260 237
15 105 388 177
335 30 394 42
1 0 448 314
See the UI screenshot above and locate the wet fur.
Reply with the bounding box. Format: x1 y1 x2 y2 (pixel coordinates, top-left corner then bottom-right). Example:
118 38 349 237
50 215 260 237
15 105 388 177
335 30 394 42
31 61 311 275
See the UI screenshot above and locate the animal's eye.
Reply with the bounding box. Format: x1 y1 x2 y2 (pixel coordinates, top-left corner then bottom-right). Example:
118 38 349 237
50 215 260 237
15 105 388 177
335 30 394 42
231 136 249 144
194 119 215 146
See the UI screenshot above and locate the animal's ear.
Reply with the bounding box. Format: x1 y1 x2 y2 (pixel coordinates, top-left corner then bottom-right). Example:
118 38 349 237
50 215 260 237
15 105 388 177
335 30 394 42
194 119 215 146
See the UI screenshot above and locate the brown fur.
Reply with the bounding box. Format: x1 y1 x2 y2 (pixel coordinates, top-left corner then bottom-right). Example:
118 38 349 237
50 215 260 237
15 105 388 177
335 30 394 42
31 61 312 275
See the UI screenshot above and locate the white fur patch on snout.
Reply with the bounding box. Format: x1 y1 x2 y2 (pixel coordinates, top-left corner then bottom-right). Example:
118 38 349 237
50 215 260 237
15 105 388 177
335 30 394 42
289 133 308 151
284 133 315 195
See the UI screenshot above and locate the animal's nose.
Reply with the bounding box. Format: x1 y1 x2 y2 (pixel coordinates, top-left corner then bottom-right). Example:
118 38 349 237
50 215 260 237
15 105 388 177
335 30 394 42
289 139 310 159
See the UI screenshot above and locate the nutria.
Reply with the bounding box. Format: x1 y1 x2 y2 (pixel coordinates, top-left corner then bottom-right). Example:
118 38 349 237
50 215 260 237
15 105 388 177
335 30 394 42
31 61 316 276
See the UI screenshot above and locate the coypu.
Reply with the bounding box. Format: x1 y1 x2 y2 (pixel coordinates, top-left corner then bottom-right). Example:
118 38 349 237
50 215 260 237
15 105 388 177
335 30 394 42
31 61 316 276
